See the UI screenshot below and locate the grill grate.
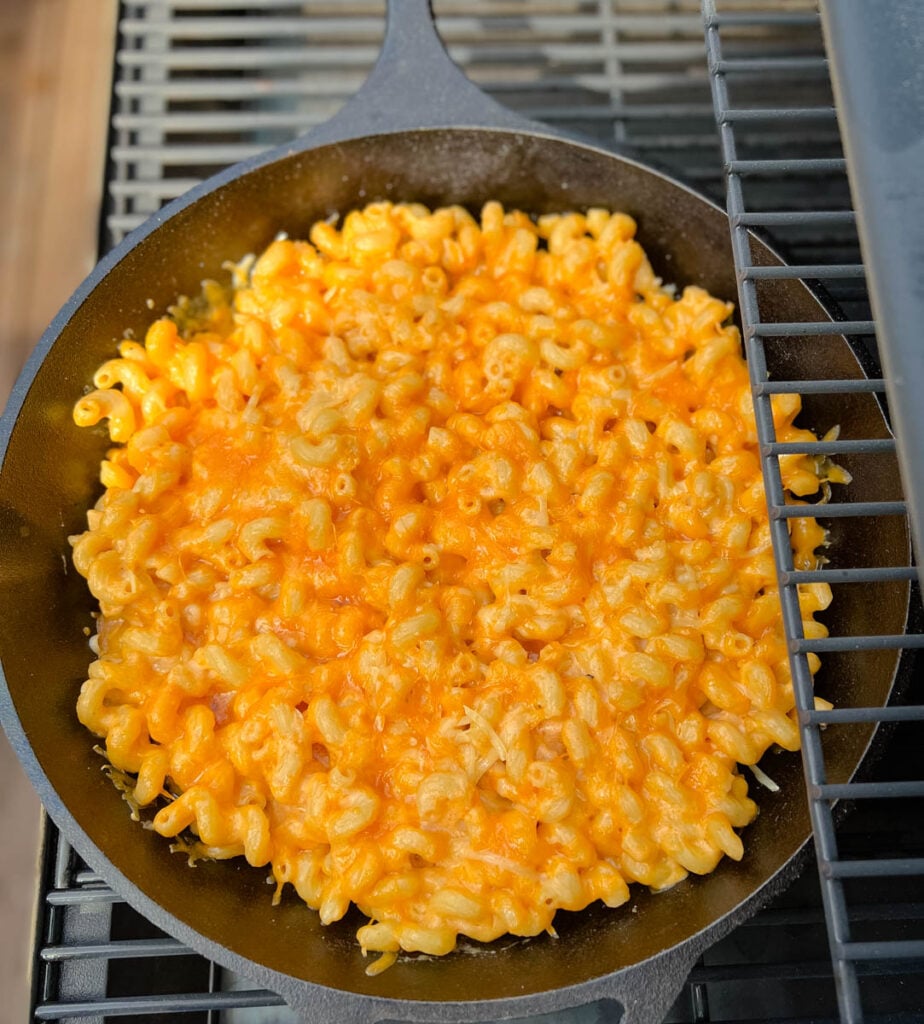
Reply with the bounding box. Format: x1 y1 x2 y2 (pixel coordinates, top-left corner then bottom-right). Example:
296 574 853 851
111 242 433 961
33 822 924 1022
106 0 838 246
703 2 924 1022
32 2 924 1021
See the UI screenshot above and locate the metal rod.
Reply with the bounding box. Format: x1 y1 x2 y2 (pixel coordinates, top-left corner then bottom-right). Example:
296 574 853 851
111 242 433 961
814 780 924 800
749 320 875 336
72 870 103 886
114 41 711 69
127 9 709 33
45 889 122 906
727 157 847 174
111 144 265 164
743 264 865 280
112 72 711 100
765 438 895 454
722 106 837 122
826 858 924 879
793 634 924 653
755 378 885 395
770 501 906 519
109 179 201 198
714 56 829 73
784 566 917 584
112 105 720 131
41 939 191 962
735 210 856 226
805 705 924 724
34 989 286 1020
709 12 828 28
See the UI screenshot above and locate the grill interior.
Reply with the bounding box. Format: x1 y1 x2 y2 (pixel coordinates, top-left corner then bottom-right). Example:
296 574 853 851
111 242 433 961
31 2 924 1021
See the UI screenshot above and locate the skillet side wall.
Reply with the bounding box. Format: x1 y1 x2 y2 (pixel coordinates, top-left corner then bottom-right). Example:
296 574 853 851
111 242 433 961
0 130 907 1002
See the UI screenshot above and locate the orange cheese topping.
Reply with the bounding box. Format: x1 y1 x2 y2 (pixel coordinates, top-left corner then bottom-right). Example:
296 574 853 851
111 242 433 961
71 201 836 972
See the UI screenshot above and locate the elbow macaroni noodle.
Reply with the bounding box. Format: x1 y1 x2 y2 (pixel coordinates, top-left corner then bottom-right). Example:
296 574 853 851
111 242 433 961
71 201 844 972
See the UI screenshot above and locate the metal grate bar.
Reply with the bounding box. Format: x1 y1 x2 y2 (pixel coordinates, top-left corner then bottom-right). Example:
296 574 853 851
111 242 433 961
126 7 714 29
119 14 383 36
728 157 847 173
827 859 924 879
115 42 717 69
722 106 837 121
111 144 267 163
35 990 287 1020
111 75 719 99
156 0 700 10
113 125 725 151
806 706 924 725
117 13 713 37
794 635 924 653
113 111 346 131
115 78 373 99
754 379 885 395
814 781 924 800
749 320 875 336
45 889 123 907
714 56 829 72
710 11 825 27
115 46 381 69
116 75 720 108
106 0 750 241
840 942 924 963
770 502 906 520
109 179 200 198
112 106 723 130
783 567 918 584
701 4 915 1019
743 263 866 280
736 210 856 226
765 439 894 455
41 939 191 962
51 827 73 890
110 71 717 96
72 870 103 886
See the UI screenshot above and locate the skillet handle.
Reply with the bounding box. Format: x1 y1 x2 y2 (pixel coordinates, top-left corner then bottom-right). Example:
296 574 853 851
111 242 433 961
282 942 702 1023
301 0 537 148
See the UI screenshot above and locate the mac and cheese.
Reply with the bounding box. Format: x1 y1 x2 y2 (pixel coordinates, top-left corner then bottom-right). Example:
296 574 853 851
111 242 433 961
71 202 841 973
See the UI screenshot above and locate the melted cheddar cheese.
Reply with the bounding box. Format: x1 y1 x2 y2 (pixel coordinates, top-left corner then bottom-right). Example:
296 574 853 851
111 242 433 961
71 202 840 972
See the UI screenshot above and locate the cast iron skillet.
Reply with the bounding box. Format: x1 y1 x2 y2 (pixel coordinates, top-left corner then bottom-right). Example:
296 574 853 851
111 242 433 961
0 3 912 1022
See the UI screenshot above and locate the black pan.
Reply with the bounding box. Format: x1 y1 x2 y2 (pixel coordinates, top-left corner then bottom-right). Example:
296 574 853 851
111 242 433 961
0 3 911 1022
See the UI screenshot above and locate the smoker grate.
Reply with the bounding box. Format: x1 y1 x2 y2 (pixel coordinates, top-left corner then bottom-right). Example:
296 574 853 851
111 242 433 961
32 816 924 1022
105 0 839 247
30 2 924 1022
703 2 924 1022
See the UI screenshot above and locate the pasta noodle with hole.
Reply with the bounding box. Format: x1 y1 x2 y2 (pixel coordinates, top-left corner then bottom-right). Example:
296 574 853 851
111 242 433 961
70 201 845 973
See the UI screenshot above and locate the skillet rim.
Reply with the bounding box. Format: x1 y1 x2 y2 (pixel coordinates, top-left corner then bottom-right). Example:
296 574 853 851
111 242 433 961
0 122 910 1021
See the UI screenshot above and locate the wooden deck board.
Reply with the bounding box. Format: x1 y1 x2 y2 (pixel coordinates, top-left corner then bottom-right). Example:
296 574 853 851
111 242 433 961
0 3 116 1018
0 0 117 402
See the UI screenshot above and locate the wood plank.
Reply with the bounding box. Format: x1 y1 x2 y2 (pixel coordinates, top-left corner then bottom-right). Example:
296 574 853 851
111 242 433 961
0 4 116 1020
0 0 117 405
